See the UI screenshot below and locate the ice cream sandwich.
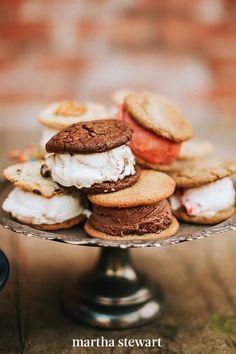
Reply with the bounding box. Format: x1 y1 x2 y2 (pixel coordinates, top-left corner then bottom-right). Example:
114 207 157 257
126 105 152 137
169 159 236 224
2 161 88 230
118 92 192 170
45 119 141 194
85 170 179 241
39 100 109 149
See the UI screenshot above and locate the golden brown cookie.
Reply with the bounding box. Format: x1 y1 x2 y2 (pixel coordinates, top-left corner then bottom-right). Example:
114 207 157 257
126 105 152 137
3 161 64 198
173 206 235 225
88 170 176 208
85 216 179 241
169 158 236 188
30 214 85 231
124 93 192 142
179 139 215 160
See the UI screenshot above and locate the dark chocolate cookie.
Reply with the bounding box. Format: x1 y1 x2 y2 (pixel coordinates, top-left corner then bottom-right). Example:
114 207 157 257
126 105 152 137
85 166 141 194
60 166 141 194
46 119 133 154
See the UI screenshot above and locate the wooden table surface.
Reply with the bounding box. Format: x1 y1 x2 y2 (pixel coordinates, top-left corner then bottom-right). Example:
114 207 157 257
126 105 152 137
1 129 236 354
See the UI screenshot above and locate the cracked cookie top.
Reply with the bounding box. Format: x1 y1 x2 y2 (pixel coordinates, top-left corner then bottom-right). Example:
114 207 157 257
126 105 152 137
46 119 133 154
124 93 192 142
169 158 236 188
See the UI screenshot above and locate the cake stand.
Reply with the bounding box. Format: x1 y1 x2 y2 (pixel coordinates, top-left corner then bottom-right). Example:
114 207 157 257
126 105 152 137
0 181 236 329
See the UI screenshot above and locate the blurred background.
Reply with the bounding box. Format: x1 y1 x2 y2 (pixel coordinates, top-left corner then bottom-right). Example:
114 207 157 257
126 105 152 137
0 0 236 137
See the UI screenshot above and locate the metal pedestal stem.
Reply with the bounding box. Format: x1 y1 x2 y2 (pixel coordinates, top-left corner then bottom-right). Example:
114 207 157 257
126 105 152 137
65 247 162 329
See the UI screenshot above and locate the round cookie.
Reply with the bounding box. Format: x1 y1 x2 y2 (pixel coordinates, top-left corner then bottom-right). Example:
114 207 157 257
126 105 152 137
20 214 86 231
35 215 85 230
46 119 133 154
82 166 141 194
173 206 235 225
85 217 179 241
88 170 176 208
3 161 64 198
59 166 141 194
179 139 215 160
169 158 236 189
124 93 192 142
39 101 109 130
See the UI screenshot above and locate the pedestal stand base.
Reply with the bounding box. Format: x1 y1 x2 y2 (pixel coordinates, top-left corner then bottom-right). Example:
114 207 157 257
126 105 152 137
64 248 162 329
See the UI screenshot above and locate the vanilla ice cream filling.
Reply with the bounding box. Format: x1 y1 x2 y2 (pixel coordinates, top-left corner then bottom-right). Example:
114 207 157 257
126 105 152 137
2 187 87 225
170 177 235 217
46 145 136 189
40 126 59 149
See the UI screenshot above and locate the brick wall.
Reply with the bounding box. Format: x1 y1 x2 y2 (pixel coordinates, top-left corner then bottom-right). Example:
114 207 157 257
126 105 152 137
0 0 235 132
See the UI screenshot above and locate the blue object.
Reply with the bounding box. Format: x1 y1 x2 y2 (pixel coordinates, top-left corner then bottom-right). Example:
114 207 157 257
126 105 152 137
0 249 9 291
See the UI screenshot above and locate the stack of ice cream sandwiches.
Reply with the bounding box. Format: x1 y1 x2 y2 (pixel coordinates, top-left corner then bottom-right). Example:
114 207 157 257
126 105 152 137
2 90 236 240
2 117 179 240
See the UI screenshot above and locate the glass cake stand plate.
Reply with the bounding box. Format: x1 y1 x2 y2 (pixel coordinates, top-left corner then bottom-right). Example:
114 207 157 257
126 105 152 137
1 181 236 329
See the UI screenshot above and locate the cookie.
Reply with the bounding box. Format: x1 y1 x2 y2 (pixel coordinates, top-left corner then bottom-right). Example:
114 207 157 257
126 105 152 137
39 101 109 130
169 158 236 188
34 215 85 230
61 166 141 194
85 216 179 241
179 139 215 160
84 166 141 193
46 119 133 154
88 170 176 208
3 161 64 198
17 214 86 231
124 93 192 142
173 206 235 225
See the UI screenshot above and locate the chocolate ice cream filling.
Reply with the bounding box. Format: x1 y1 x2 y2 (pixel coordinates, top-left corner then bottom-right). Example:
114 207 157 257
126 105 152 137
89 199 172 236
